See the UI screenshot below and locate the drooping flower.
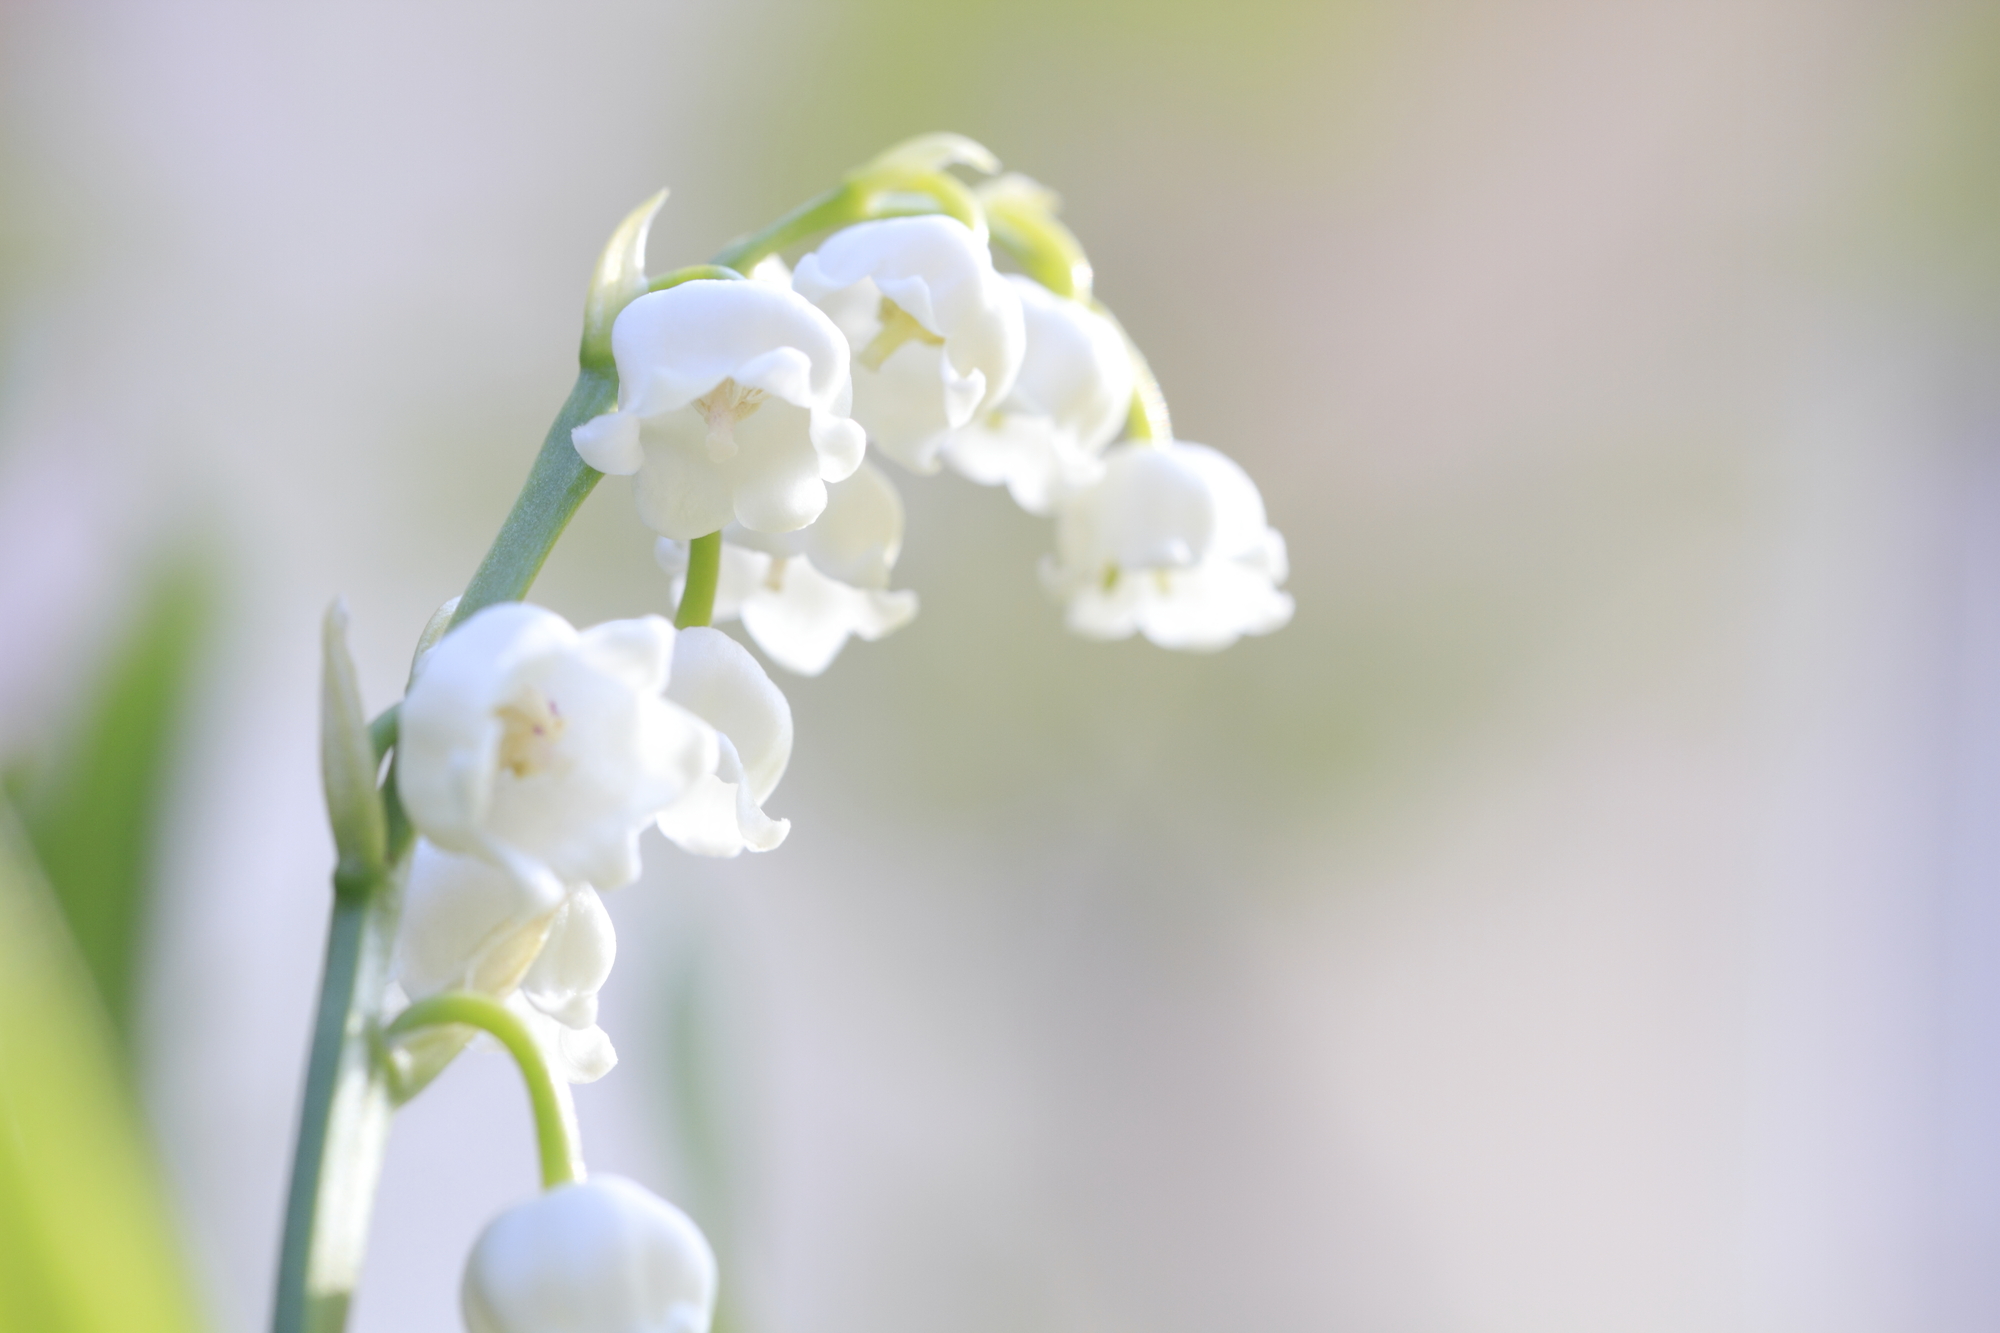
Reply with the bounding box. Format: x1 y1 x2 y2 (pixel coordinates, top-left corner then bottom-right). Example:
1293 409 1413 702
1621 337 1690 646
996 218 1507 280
792 215 1024 474
571 280 867 538
1042 441 1294 651
657 461 918 676
463 1176 717 1333
397 604 717 908
393 839 618 1083
655 628 793 857
940 275 1135 514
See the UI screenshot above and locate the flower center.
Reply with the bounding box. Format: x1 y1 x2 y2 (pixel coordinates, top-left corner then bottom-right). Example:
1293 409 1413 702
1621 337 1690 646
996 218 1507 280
764 555 789 593
856 297 944 372
496 687 567 778
694 378 768 462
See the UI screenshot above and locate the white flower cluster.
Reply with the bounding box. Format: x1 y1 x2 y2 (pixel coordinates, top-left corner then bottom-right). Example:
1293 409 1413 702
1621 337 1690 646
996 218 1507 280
575 201 1292 669
390 604 790 1083
371 146 1296 1333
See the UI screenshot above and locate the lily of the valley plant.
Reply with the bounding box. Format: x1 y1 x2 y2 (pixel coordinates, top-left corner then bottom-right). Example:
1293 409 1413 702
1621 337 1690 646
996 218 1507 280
279 134 1292 1333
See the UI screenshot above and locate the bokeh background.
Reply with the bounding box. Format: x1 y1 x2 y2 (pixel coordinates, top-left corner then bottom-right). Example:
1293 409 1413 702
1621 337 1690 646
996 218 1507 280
5 0 2000 1329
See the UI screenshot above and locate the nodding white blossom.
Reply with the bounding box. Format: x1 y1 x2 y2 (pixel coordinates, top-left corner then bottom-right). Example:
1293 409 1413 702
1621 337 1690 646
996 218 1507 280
1043 441 1294 651
792 215 1024 474
571 280 867 539
655 628 793 857
397 604 718 908
941 276 1135 515
393 840 618 1082
657 461 918 676
463 1176 717 1333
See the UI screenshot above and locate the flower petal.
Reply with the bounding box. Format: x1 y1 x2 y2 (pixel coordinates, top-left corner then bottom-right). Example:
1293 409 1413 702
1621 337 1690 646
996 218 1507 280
571 410 645 475
663 628 791 802
520 886 616 1031
610 279 851 414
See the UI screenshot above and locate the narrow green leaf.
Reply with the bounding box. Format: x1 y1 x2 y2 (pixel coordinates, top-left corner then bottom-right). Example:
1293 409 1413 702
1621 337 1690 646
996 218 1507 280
0 800 205 1333
21 555 211 1047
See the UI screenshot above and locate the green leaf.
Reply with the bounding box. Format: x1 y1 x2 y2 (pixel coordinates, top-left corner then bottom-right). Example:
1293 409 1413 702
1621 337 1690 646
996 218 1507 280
0 799 205 1333
21 554 212 1048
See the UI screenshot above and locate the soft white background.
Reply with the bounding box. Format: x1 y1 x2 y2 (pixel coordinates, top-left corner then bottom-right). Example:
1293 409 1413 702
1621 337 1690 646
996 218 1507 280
5 1 2000 1330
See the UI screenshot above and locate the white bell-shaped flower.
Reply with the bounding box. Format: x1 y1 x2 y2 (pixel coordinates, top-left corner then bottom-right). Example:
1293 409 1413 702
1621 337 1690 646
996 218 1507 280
1043 441 1294 651
792 215 1024 474
393 839 620 1083
398 604 718 908
463 1176 717 1333
571 280 867 538
657 461 918 676
941 276 1135 514
655 628 793 857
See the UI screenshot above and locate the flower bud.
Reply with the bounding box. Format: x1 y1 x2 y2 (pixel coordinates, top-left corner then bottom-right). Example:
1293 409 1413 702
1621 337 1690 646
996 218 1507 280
463 1176 716 1333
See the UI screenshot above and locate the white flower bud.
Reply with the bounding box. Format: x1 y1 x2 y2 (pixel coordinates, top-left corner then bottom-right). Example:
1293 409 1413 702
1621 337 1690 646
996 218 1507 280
571 280 867 538
1042 441 1294 651
793 215 1024 474
655 628 793 857
463 1176 717 1333
657 461 918 676
397 605 718 907
941 275 1135 514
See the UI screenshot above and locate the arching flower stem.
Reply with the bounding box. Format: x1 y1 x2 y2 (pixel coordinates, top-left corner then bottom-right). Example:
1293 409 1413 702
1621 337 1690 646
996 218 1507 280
450 367 619 630
277 144 996 1333
711 167 985 275
675 532 722 629
386 992 584 1189
271 869 402 1333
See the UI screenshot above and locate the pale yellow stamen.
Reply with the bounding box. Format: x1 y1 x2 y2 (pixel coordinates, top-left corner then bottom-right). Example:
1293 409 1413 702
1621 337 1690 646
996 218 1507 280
856 297 944 372
496 687 566 778
764 555 789 593
693 377 768 462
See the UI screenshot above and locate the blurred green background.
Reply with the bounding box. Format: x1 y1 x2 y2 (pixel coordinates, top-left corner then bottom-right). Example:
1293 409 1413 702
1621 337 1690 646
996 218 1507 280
6 1 2000 1331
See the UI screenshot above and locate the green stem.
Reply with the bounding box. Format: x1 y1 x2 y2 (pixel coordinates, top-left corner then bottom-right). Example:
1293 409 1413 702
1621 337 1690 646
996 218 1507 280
386 993 582 1189
450 368 619 629
675 532 722 629
649 264 745 292
710 185 865 274
708 166 983 275
276 373 610 1333
271 872 401 1333
1092 304 1171 444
